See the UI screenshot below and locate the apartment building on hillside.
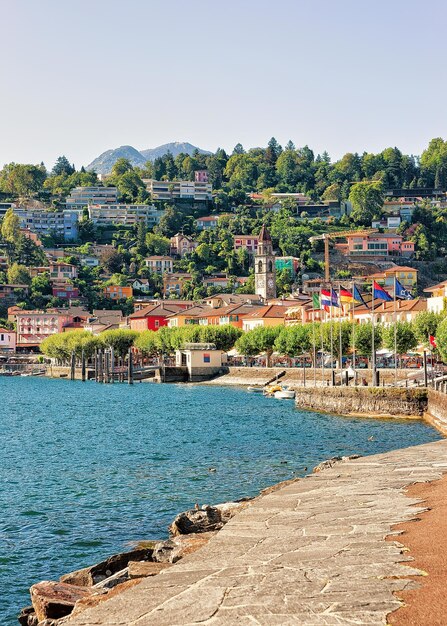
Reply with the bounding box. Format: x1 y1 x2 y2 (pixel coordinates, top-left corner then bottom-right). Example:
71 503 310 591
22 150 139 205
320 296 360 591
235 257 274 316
88 204 164 227
13 209 79 241
144 179 212 202
65 186 118 208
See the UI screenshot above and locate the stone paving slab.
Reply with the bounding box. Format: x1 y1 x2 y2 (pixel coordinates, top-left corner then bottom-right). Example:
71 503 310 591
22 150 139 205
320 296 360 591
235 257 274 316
65 439 447 626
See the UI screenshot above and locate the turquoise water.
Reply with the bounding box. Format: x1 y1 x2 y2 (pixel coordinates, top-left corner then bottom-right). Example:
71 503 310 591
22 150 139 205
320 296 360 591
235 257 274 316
0 378 441 623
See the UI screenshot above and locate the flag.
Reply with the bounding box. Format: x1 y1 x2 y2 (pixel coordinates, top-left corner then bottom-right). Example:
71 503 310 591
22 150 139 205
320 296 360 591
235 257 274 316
331 289 340 307
353 284 369 308
429 335 437 349
339 286 354 303
312 292 320 309
395 278 414 300
321 289 331 307
373 281 393 301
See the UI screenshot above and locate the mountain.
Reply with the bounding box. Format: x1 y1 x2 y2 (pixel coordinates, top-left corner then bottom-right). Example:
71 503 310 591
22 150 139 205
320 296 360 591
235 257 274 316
87 142 211 174
140 142 211 161
86 145 147 174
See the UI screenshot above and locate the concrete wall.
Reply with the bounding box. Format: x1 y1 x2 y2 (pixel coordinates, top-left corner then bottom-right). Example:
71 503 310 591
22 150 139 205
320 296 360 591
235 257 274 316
294 387 428 418
425 389 447 435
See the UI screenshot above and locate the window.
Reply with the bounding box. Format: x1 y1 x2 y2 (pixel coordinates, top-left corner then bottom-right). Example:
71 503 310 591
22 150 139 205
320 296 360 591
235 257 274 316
155 320 160 328
258 261 263 273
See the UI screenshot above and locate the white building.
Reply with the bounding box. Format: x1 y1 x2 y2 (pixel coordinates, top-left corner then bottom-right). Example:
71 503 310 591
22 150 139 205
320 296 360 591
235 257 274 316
88 204 164 227
144 179 212 202
66 186 118 208
14 209 79 241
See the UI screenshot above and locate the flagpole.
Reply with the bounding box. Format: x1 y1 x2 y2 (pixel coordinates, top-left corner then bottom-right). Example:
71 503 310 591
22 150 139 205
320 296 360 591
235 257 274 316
320 287 324 386
371 279 376 386
330 287 334 386
339 296 343 372
394 273 398 387
312 310 317 388
352 281 356 384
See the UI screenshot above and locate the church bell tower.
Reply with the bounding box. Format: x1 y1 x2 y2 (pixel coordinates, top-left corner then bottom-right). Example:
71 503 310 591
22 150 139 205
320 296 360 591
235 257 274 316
255 224 276 300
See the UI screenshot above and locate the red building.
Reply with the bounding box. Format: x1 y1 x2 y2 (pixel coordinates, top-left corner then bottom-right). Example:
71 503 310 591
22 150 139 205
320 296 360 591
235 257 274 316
129 302 192 331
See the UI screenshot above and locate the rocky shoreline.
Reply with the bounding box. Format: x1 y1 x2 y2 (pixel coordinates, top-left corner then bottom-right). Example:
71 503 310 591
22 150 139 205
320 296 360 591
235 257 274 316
18 457 359 626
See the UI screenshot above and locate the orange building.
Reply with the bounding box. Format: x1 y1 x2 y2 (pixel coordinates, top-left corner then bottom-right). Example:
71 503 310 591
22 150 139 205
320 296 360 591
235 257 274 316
104 285 133 300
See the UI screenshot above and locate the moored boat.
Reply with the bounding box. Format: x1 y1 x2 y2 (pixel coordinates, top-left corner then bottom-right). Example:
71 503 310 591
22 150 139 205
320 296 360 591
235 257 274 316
274 389 296 399
247 386 264 393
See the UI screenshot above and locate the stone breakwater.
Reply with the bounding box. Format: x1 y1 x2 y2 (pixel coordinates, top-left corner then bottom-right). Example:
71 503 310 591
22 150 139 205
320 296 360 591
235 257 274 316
18 493 277 625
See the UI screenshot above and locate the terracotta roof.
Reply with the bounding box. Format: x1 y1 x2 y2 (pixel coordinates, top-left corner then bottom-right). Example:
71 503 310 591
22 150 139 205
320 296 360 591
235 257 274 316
0 327 13 333
166 305 212 319
381 266 418 274
129 303 188 319
424 280 447 293
145 256 174 261
195 303 263 318
244 305 290 319
196 216 219 222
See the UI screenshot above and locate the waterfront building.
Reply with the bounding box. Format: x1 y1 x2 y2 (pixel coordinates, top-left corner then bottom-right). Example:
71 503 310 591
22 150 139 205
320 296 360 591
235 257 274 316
129 302 190 331
425 280 447 313
15 309 81 349
242 304 290 331
103 285 133 300
65 186 118 208
163 273 192 297
233 235 259 254
88 204 164 227
144 179 212 202
196 215 219 230
166 305 212 327
13 209 79 241
195 302 264 328
0 328 16 352
255 225 276 300
170 233 198 257
144 256 174 274
175 342 227 382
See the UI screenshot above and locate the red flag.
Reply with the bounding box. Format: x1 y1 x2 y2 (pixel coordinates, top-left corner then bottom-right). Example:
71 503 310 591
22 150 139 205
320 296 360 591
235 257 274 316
429 335 437 349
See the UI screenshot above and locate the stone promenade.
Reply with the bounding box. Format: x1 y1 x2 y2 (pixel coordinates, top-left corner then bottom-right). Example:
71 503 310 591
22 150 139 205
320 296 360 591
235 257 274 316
65 440 447 626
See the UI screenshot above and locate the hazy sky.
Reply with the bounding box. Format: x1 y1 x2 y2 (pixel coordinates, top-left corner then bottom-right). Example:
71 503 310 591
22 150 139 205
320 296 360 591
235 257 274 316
1 0 446 169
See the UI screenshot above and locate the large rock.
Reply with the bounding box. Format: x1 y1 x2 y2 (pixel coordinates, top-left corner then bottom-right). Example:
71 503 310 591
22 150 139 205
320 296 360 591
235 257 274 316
69 579 142 617
93 567 129 590
60 548 152 586
313 454 361 473
153 532 217 563
169 502 248 536
30 581 93 622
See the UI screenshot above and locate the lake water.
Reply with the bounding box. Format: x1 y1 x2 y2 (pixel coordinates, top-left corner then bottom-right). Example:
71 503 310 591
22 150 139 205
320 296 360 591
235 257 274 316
0 377 441 623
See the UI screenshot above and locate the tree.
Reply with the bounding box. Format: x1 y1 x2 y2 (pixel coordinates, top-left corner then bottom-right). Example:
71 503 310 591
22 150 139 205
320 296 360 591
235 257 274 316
52 156 75 176
100 329 138 357
145 233 171 256
78 217 95 243
236 326 282 366
383 322 417 355
15 235 45 266
100 249 123 274
156 205 184 237
413 311 445 348
0 163 47 197
7 263 31 285
349 181 384 225
136 221 147 256
111 158 133 177
1 208 20 243
274 325 311 357
353 322 382 357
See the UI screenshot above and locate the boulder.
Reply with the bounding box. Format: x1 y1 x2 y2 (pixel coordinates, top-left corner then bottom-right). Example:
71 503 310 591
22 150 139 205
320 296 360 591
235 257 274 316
153 532 217 563
169 506 223 536
30 581 93 622
313 454 362 473
60 548 152 586
128 561 172 578
93 568 129 590
214 501 250 522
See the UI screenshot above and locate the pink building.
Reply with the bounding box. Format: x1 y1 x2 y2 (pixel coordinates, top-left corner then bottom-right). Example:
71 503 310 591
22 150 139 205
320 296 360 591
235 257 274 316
342 233 414 258
0 328 16 352
170 234 198 257
195 170 209 183
233 235 259 254
16 309 76 349
49 262 78 281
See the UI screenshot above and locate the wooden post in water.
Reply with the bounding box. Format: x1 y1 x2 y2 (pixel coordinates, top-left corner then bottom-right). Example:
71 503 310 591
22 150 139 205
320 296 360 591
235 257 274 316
128 348 133 385
81 350 86 382
105 350 110 383
110 347 114 384
98 349 103 383
94 348 98 382
70 351 75 381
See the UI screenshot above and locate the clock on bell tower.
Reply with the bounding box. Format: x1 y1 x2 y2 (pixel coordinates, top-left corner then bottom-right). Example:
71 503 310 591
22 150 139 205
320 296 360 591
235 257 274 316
255 225 276 300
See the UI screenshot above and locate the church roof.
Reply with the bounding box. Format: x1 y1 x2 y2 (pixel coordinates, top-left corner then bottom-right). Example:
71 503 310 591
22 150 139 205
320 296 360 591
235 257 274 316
259 224 272 242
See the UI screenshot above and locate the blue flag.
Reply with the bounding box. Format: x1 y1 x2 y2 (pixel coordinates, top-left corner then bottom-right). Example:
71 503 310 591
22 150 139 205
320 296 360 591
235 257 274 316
395 278 414 300
373 281 393 301
353 284 369 308
331 289 340 307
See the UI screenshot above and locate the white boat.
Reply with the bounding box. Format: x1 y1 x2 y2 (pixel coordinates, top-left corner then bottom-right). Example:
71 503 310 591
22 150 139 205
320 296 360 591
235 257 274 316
247 386 264 393
274 389 296 399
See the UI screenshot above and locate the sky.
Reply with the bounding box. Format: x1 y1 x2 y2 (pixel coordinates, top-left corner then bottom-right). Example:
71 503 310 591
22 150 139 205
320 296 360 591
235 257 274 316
1 0 446 169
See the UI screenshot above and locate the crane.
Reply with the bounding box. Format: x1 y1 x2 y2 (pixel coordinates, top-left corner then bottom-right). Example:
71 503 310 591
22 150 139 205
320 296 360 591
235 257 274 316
309 229 379 282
